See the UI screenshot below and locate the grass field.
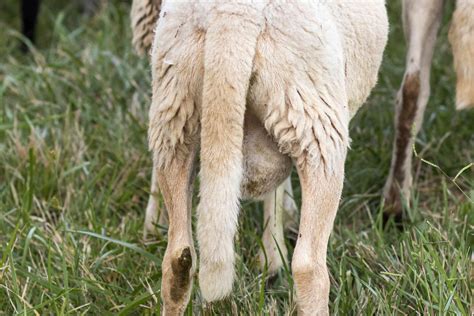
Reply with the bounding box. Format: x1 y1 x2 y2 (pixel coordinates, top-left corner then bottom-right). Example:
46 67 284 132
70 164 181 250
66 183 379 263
0 1 472 315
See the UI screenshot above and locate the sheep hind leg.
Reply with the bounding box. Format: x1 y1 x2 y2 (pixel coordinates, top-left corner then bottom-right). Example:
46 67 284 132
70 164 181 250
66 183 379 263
291 156 345 316
20 0 40 51
143 161 169 239
260 81 349 314
259 176 298 278
383 0 444 221
259 186 288 277
282 176 298 232
157 142 198 315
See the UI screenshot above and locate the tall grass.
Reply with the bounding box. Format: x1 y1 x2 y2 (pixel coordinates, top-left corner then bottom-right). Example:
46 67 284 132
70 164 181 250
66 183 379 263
0 1 472 314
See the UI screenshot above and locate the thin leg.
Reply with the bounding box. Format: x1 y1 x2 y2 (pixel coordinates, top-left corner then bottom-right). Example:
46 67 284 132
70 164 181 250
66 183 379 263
259 175 298 275
157 144 197 315
143 162 169 238
20 0 41 50
260 185 288 275
383 0 445 219
282 176 298 231
292 159 345 315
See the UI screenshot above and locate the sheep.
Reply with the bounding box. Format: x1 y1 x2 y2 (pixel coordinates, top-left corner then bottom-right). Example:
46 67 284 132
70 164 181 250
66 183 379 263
383 0 474 220
147 1 387 314
130 0 299 276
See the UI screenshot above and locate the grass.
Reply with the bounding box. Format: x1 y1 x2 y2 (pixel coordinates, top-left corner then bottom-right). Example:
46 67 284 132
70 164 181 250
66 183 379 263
0 1 472 315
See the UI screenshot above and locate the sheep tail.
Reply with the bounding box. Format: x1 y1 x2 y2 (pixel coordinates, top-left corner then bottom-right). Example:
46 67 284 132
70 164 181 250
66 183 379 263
197 10 262 301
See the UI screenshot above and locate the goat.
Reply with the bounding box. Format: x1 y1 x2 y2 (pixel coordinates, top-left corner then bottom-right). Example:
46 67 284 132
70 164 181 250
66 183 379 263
383 0 474 220
131 0 299 276
148 1 388 314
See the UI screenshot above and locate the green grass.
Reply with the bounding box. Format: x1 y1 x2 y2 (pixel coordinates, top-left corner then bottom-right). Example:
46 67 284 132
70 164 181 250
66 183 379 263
0 1 472 315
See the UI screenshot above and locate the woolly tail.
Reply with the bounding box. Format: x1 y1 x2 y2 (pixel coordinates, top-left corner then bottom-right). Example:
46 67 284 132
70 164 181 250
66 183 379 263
197 10 262 301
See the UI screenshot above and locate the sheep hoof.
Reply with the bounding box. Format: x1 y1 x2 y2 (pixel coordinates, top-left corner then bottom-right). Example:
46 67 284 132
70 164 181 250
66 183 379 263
382 211 404 228
382 188 405 227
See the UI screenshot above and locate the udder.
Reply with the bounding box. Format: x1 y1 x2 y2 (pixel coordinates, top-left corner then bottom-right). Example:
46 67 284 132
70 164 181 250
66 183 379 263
240 111 292 199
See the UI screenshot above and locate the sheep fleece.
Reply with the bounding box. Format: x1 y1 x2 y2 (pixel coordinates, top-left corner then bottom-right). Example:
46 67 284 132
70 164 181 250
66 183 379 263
148 0 388 171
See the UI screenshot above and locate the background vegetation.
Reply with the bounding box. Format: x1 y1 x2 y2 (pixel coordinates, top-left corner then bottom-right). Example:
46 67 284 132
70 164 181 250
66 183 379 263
0 1 472 314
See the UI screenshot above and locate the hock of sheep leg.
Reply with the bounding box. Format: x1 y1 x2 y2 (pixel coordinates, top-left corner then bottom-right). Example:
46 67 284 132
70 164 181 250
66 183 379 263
383 0 444 220
156 144 198 315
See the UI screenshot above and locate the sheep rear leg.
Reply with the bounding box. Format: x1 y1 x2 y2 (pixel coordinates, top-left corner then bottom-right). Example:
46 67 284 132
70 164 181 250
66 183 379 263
258 177 298 277
282 176 298 232
20 0 41 50
260 78 349 314
383 0 444 220
143 162 168 239
157 144 197 315
292 157 345 316
259 186 289 276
